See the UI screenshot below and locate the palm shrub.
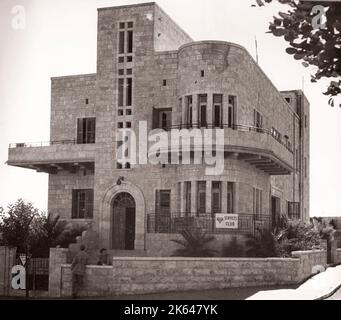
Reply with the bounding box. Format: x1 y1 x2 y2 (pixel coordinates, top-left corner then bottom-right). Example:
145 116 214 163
245 229 280 258
222 237 245 257
171 227 218 257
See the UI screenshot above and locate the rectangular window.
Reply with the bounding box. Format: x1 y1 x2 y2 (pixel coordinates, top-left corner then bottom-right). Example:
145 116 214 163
127 56 133 62
77 118 96 144
127 22 134 29
227 182 235 213
228 96 236 129
212 181 222 214
118 78 124 107
127 30 133 53
199 94 207 128
288 202 300 220
119 22 125 29
213 94 223 128
152 108 172 130
155 190 171 232
126 78 132 106
119 31 125 54
197 181 206 215
254 109 263 132
185 182 191 216
253 188 263 215
118 69 124 76
186 96 193 127
72 189 93 219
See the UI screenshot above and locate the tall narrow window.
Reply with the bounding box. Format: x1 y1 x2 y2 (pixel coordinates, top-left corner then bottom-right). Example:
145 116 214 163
127 30 133 53
199 94 207 128
185 182 191 216
186 96 193 127
118 78 124 107
77 118 96 144
126 78 132 106
119 31 125 54
288 202 300 220
228 96 236 129
197 181 206 215
72 189 94 219
253 188 263 215
155 190 171 233
227 182 235 213
213 94 222 128
212 181 222 214
254 109 263 132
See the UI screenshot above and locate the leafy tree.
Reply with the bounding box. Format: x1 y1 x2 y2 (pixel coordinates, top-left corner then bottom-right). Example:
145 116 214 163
254 0 341 104
0 199 39 252
171 228 218 257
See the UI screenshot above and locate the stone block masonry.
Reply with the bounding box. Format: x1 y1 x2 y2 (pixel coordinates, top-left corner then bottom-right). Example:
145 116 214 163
56 249 331 298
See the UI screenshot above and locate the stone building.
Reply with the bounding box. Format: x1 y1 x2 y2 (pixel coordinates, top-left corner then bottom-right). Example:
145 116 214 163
7 2 310 256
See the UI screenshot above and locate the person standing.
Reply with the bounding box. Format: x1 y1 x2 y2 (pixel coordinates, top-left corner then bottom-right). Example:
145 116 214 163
71 245 89 299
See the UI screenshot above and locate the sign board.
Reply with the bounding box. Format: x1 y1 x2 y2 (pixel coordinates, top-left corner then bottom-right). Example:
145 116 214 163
215 214 239 229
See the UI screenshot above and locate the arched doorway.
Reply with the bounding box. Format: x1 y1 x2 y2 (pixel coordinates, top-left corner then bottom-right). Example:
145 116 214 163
112 192 136 250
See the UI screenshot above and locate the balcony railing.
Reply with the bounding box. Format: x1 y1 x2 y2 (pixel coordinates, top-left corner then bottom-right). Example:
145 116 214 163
157 123 294 154
147 213 272 236
8 139 97 149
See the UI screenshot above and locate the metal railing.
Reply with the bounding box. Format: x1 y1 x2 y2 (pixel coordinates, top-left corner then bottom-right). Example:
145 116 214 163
158 123 294 154
9 139 78 149
147 213 272 236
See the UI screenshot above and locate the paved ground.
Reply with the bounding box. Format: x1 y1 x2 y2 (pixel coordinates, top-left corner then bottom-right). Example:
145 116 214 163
326 287 341 300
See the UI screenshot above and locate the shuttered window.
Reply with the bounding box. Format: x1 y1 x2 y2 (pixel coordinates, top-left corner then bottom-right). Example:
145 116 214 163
72 189 94 219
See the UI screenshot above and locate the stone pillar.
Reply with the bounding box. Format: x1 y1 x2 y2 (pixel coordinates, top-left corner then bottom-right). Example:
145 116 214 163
180 182 185 217
207 93 213 127
191 181 198 217
192 94 198 128
221 181 228 213
0 247 17 297
206 181 212 216
49 248 69 298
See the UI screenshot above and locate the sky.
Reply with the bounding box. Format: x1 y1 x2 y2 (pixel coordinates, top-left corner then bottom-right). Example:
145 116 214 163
0 0 340 217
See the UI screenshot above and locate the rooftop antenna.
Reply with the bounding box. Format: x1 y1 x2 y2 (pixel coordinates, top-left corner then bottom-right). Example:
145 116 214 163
255 36 259 64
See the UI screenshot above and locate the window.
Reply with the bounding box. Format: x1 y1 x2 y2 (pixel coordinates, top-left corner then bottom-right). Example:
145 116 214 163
186 96 193 127
212 182 222 214
253 188 262 215
127 56 133 62
126 78 132 106
126 68 132 75
118 78 124 107
119 22 125 29
213 94 223 128
163 80 167 86
118 109 124 116
185 182 191 216
119 31 125 54
118 122 123 129
227 182 235 213
126 122 132 128
253 109 263 132
152 108 172 130
127 30 133 53
285 97 292 104
118 69 124 76
118 56 124 63
85 98 89 105
197 182 206 215
288 202 300 220
77 118 96 144
155 190 171 232
201 70 205 77
126 109 132 116
72 189 93 219
127 21 134 29
228 96 236 129
199 94 207 128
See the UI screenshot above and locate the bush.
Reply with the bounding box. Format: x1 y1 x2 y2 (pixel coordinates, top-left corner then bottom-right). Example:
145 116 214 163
222 237 245 257
246 230 280 258
171 227 218 257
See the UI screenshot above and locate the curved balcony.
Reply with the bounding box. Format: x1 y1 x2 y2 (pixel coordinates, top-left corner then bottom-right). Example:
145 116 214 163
151 123 294 175
7 140 96 174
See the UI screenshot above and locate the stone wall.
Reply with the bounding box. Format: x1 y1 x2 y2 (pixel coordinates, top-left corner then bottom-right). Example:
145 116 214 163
48 248 68 297
56 249 328 298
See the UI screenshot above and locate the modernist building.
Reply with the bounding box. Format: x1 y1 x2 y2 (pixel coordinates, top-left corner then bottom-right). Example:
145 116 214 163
8 3 309 255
